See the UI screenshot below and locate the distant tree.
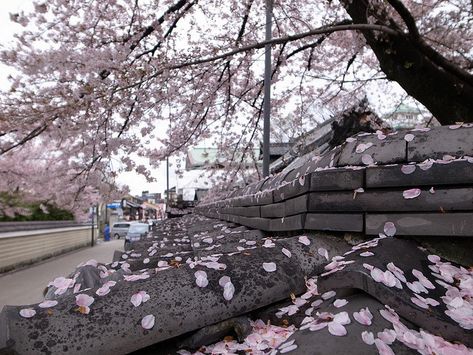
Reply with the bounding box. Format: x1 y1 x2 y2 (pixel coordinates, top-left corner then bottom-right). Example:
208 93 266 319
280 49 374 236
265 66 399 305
1 0 471 211
0 141 122 219
0 196 74 222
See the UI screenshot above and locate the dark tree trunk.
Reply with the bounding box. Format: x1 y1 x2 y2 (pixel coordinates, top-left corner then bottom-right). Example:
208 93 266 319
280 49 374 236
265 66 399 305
342 1 473 125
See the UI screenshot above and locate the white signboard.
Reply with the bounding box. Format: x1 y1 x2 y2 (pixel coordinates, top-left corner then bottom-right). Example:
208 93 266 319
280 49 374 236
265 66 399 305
182 188 196 201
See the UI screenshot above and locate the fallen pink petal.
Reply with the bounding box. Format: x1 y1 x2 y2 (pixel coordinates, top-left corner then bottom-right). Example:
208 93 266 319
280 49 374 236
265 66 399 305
19 309 36 318
360 251 374 257
263 262 277 272
281 248 292 258
401 165 416 174
38 300 58 308
361 331 375 345
361 154 374 165
141 314 155 330
333 299 348 308
298 236 310 246
353 307 373 326
403 188 421 199
328 322 347 336
131 293 143 307
317 247 329 260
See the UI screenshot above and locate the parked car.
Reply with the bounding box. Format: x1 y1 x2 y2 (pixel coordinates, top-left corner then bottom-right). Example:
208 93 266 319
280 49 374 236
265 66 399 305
124 223 149 249
111 222 132 239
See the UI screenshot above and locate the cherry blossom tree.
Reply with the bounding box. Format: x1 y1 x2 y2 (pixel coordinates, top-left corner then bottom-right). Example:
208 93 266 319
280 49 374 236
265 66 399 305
0 140 123 219
0 0 472 213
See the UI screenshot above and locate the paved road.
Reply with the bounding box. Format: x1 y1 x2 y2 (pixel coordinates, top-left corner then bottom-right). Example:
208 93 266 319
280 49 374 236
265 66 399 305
0 239 123 310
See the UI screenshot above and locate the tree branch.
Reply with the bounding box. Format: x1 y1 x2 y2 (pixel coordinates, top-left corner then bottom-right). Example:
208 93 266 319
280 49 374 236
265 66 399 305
129 0 190 52
110 22 400 95
386 0 420 39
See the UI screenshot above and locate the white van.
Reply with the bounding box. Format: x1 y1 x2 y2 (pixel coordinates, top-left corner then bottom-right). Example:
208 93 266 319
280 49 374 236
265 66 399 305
124 223 149 250
111 222 132 239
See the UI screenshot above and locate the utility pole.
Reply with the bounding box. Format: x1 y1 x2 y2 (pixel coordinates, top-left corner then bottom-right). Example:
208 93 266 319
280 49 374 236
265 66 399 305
90 205 95 247
166 156 169 216
263 0 273 177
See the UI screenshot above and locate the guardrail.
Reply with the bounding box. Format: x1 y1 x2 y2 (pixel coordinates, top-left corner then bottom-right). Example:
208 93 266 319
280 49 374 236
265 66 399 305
0 224 98 273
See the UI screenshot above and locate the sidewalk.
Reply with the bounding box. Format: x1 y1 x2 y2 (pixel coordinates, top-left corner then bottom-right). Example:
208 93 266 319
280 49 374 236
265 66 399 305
0 239 123 310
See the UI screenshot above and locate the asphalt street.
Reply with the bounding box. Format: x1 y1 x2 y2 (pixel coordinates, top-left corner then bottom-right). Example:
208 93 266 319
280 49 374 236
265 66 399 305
0 239 123 310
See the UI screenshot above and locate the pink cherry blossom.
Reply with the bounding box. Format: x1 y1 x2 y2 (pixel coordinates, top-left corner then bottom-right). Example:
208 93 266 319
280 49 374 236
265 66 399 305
195 270 209 287
131 291 150 307
404 133 415 142
281 248 292 258
219 276 231 287
361 331 375 345
131 293 143 307
84 259 98 267
411 296 430 309
449 124 462 129
379 307 399 324
377 329 396 344
333 299 348 308
75 294 94 314
263 262 277 272
403 188 421 199
298 175 305 186
321 291 336 300
327 311 351 336
419 160 434 170
370 267 384 282
377 132 387 140
412 269 435 289
105 281 116 288
223 282 235 301
360 251 374 257
96 285 111 296
387 262 406 283
361 154 374 165
374 339 395 355
280 344 298 353
298 236 310 246
355 142 373 153
328 321 347 336
38 300 58 308
49 276 75 295
401 165 416 174
353 307 373 325
19 308 36 318
317 247 329 260
141 314 155 330
406 281 428 294
309 322 328 331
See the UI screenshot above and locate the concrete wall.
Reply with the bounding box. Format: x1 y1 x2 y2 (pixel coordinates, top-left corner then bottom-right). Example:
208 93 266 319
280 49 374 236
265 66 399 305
0 227 97 273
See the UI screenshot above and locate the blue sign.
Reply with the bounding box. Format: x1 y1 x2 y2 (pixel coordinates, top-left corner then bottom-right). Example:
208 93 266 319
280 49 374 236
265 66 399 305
106 202 121 209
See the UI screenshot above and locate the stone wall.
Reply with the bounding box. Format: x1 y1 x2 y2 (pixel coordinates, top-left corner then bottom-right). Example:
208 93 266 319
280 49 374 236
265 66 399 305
196 126 473 237
0 226 96 273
